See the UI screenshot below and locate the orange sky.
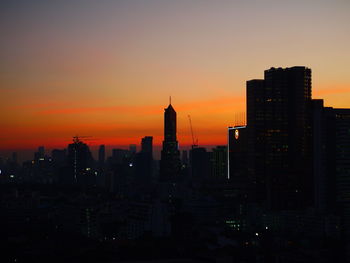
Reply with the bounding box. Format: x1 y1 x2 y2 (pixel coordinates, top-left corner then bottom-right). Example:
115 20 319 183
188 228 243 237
1 0 350 153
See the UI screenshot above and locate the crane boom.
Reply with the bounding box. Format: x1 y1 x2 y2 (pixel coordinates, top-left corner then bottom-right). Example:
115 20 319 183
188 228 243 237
188 115 198 148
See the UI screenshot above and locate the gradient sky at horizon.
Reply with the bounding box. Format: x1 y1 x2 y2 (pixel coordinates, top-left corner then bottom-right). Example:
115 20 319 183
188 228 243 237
1 0 350 153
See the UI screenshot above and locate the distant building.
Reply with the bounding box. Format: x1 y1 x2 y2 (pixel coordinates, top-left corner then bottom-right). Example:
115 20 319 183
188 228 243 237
111 149 130 165
34 146 45 161
190 147 209 181
51 149 66 165
211 146 227 180
228 126 247 180
67 138 94 185
129 144 137 155
135 136 153 184
141 136 153 156
98 145 105 165
160 102 181 182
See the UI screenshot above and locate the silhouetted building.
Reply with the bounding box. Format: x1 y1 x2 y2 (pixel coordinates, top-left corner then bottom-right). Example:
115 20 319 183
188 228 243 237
98 145 105 165
34 146 45 161
160 102 181 182
141 136 153 156
190 147 209 181
51 149 66 164
129 144 137 155
211 146 227 181
66 137 94 185
333 109 350 239
247 66 313 210
228 126 247 181
111 149 130 165
182 150 188 166
38 146 45 157
311 100 337 213
135 136 153 184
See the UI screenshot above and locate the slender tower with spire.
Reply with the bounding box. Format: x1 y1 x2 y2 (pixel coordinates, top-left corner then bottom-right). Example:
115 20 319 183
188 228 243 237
160 98 181 182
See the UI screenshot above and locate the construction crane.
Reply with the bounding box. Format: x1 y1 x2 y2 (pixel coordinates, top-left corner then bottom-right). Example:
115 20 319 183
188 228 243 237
72 135 94 144
188 115 198 149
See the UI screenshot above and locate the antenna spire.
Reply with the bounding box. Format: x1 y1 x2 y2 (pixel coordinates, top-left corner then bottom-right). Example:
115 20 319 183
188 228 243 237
169 96 171 105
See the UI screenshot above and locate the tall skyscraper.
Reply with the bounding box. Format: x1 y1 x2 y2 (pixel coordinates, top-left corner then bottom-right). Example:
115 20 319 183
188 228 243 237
246 66 313 210
160 101 180 182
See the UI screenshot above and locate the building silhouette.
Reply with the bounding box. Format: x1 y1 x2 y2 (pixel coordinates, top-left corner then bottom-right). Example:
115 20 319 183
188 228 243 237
333 109 350 241
246 66 313 210
135 136 153 184
228 126 247 181
160 102 180 182
98 145 105 165
66 137 94 185
313 105 350 237
189 147 209 181
211 146 227 181
141 136 153 156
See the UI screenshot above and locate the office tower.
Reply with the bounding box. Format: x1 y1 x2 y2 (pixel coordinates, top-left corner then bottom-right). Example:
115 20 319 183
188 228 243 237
247 66 313 210
311 100 335 213
135 136 154 183
190 147 209 181
98 145 105 165
211 146 227 181
141 136 153 157
160 102 180 182
313 105 350 238
333 109 350 238
228 126 247 180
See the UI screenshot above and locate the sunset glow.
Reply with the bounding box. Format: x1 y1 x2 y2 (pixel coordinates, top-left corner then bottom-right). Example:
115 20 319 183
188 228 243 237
1 0 350 154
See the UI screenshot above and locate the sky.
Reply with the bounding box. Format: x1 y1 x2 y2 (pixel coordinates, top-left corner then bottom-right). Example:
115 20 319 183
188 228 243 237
1 0 350 158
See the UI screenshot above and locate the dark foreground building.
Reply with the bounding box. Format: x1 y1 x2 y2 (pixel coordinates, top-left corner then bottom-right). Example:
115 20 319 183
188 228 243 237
246 67 313 210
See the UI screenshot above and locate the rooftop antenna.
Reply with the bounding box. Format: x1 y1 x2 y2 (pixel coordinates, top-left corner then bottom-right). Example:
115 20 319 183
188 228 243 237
169 96 172 105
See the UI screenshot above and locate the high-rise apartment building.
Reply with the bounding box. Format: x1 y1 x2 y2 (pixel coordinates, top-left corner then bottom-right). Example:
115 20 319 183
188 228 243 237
246 66 313 209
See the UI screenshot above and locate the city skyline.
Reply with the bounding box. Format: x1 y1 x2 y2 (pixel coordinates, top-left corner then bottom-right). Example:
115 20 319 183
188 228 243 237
1 64 349 262
1 0 350 151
